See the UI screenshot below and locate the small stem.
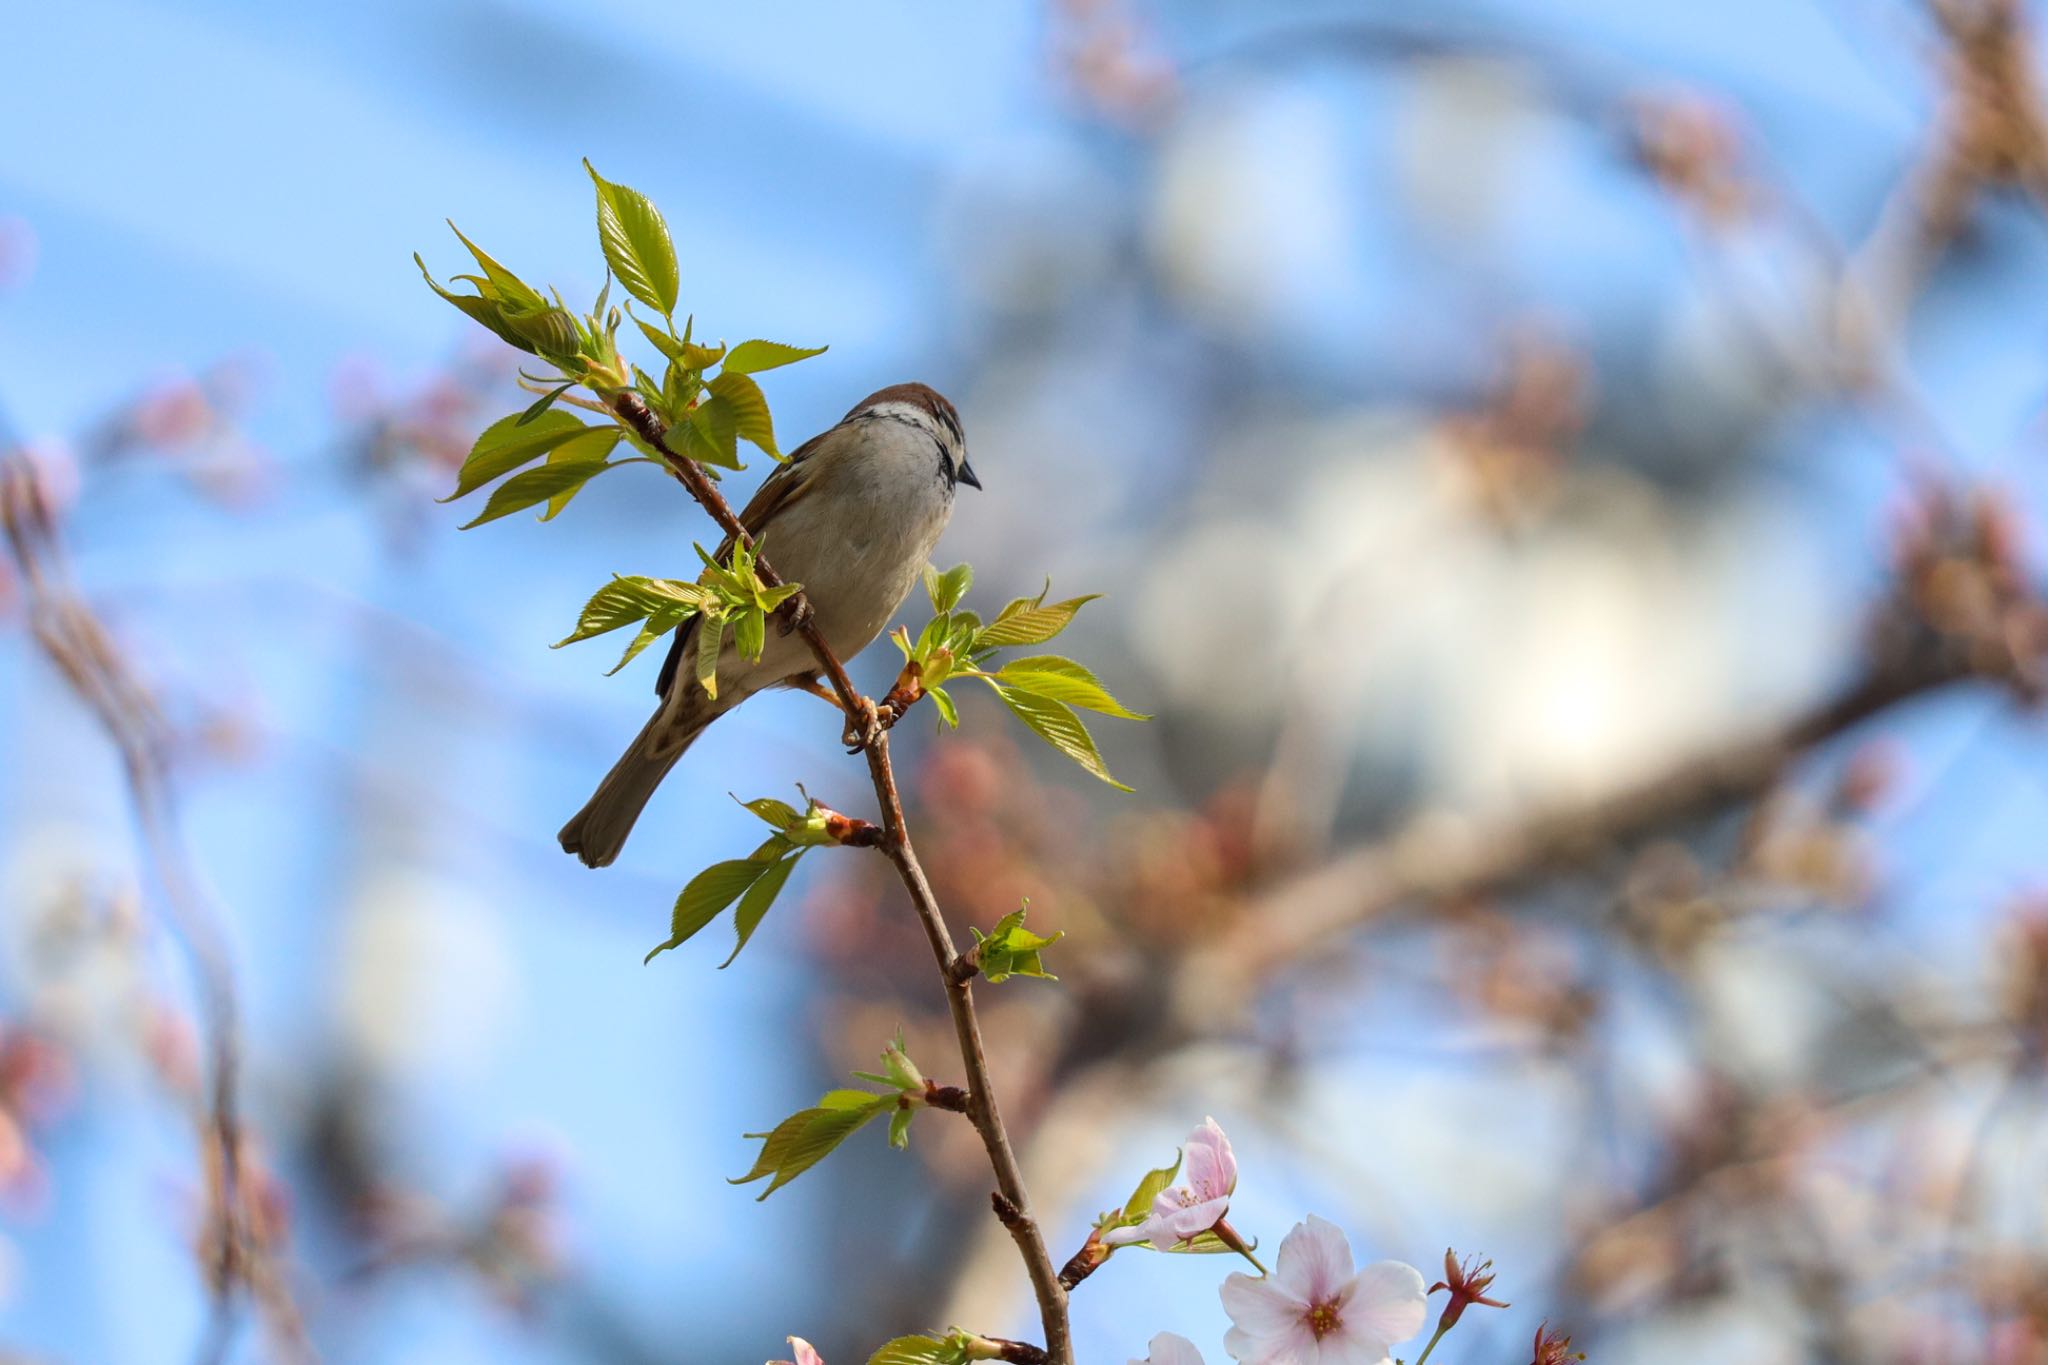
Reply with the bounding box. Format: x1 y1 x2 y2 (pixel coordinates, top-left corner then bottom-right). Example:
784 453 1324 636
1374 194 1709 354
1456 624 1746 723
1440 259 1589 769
1213 1218 1268 1276
1411 1322 1451 1365
525 383 613 417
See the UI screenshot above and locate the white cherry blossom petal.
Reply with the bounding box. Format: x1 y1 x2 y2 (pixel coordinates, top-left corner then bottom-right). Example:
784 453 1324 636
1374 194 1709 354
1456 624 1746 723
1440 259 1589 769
1183 1116 1238 1198
1308 1333 1393 1365
1272 1214 1356 1304
1132 1332 1209 1365
1342 1261 1428 1347
1154 1190 1232 1244
1221 1268 1309 1337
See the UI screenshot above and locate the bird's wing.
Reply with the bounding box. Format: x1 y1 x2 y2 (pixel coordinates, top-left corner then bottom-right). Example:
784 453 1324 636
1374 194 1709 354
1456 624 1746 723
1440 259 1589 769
656 425 837 699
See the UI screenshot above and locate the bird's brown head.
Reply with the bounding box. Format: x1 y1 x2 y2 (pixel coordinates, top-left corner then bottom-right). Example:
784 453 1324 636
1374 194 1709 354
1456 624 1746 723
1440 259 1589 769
847 382 979 490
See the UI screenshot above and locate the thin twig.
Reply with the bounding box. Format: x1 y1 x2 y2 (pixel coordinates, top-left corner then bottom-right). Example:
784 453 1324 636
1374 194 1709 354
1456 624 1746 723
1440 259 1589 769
604 393 1073 1364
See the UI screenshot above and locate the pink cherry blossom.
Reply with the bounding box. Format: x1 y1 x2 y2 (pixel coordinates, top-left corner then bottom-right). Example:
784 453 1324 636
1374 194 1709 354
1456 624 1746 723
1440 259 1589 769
1220 1215 1426 1365
1132 1332 1209 1365
769 1338 824 1365
1104 1116 1238 1250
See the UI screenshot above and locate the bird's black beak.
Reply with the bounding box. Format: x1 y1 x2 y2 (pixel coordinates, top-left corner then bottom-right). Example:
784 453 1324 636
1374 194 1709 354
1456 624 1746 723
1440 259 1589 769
958 458 982 490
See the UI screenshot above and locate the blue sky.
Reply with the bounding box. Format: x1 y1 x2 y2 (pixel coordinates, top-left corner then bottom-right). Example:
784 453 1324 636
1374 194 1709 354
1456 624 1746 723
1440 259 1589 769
6 2 2048 1363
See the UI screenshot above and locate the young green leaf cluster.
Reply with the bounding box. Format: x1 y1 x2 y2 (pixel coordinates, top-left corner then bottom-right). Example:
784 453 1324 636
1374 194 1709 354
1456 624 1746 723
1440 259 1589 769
894 565 1148 789
968 907 1063 984
644 793 844 965
420 161 825 528
555 536 801 688
733 1037 932 1200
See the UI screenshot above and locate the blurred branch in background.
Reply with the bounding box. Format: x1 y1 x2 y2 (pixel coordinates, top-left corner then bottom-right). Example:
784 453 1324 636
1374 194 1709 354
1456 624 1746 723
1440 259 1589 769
831 473 2047 1346
0 446 300 1362
782 2 2048 1356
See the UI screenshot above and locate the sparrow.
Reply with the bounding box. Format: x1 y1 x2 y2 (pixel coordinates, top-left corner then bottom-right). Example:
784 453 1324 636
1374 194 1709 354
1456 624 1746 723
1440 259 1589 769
559 382 979 868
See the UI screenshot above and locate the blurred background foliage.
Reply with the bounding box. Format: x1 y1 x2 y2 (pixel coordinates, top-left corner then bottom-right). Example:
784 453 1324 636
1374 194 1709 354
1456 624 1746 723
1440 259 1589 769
5 1 2048 1362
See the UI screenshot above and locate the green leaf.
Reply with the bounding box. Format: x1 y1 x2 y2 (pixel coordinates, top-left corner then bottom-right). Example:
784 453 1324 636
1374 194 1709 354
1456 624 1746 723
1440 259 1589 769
645 858 769 963
879 1035 925 1091
887 1105 914 1151
722 340 827 375
928 685 959 729
867 1336 967 1365
417 254 535 353
720 850 801 968
608 606 690 674
443 410 591 500
708 371 777 458
977 594 1100 649
541 426 625 520
991 684 1131 791
456 459 615 529
755 581 803 614
680 339 727 369
994 655 1149 720
502 304 582 358
517 381 574 425
730 1089 871 1185
444 221 546 311
969 906 1064 984
1115 1151 1183 1229
660 360 704 422
681 395 742 469
732 1089 893 1199
740 796 802 829
558 578 657 645
694 612 726 698
633 312 689 363
925 562 973 613
584 160 680 315
555 575 709 647
733 604 765 662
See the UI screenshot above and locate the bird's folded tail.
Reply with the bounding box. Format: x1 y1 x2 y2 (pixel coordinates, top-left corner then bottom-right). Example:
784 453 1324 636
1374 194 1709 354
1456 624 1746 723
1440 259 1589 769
558 703 711 868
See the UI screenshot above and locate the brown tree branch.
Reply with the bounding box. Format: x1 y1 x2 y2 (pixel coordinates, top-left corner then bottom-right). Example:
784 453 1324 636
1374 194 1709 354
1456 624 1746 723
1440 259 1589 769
604 393 1072 1364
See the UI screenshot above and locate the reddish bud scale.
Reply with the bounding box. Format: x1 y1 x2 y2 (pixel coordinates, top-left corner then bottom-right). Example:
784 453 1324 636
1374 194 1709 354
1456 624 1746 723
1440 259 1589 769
1057 1227 1109 1291
820 809 885 848
921 1080 972 1113
881 661 926 721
